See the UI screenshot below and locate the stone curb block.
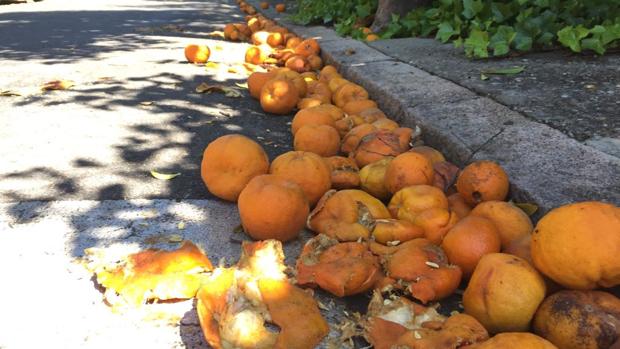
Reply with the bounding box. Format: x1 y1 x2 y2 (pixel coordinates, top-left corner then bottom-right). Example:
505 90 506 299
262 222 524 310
247 0 620 218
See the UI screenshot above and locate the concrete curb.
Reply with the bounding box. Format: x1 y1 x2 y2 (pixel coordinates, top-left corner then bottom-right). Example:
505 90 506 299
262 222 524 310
248 2 620 218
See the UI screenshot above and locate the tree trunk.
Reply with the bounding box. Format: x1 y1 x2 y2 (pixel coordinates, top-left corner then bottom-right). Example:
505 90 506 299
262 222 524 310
370 0 432 32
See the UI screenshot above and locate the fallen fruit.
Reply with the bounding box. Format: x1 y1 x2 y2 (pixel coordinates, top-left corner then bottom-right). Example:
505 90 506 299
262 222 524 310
531 201 620 290
201 134 269 202
275 3 286 12
472 332 558 348
441 215 501 278
308 189 391 241
463 253 546 334
92 241 213 307
359 156 393 201
260 78 299 115
532 290 620 349
238 174 309 241
326 156 360 190
185 44 211 63
296 234 382 296
456 160 509 205
293 124 340 157
384 151 435 194
270 151 332 206
470 200 533 249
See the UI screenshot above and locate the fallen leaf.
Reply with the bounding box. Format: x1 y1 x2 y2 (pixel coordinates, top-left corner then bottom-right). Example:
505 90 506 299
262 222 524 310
168 234 183 243
227 67 238 73
0 90 21 97
140 101 154 106
514 202 538 216
480 66 525 80
233 224 244 234
344 48 356 56
214 45 223 51
41 80 75 91
222 87 242 97
205 62 220 70
150 170 181 180
235 82 248 89
177 222 186 230
206 30 225 38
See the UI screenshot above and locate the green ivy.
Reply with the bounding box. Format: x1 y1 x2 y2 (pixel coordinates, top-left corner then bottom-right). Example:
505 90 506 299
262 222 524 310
293 0 620 58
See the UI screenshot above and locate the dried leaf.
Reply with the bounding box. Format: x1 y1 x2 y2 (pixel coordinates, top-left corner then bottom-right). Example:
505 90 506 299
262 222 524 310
344 48 356 55
205 62 220 70
41 80 75 91
195 82 222 94
481 66 525 80
177 222 186 230
206 30 225 38
235 82 248 89
0 90 21 97
514 202 538 216
222 87 243 97
140 101 154 106
233 224 245 234
168 234 183 243
214 45 223 51
227 67 238 73
150 170 181 180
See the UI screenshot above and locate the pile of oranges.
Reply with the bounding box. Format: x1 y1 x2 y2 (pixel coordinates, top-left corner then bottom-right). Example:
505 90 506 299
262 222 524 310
191 1 620 348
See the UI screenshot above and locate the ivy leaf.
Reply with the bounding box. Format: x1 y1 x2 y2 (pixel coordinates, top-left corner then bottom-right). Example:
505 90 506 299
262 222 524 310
462 0 484 19
581 37 605 55
513 31 533 51
557 25 590 52
436 22 456 42
464 29 489 58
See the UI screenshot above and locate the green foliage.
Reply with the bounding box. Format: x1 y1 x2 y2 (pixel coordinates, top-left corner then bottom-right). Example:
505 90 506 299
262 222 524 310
293 0 620 58
290 0 377 37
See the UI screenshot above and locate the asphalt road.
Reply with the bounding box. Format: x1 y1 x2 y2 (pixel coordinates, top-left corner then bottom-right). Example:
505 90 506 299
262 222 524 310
0 0 293 203
0 1 351 348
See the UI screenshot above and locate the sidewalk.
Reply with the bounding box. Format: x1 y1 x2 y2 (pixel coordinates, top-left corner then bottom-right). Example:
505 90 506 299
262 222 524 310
251 0 620 217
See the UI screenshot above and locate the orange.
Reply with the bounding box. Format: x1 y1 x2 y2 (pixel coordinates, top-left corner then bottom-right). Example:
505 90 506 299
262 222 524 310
359 157 393 201
294 124 340 157
273 68 307 98
351 130 406 167
342 99 378 115
372 219 425 245
470 200 533 248
244 45 270 65
286 36 302 49
384 152 435 194
275 3 286 12
270 151 331 206
533 290 620 349
333 83 369 107
372 118 399 131
290 105 337 134
447 193 472 219
328 77 350 93
260 79 299 115
361 27 372 35
300 71 317 82
297 97 323 110
201 134 269 202
412 208 459 245
307 55 323 71
325 156 360 190
341 124 378 155
441 215 501 277
388 185 448 222
531 201 620 290
463 253 546 334
409 146 446 165
238 175 308 242
247 71 276 99
294 38 320 57
474 333 558 348
259 1 269 9
318 65 339 82
184 44 210 63
366 34 379 41
456 160 509 205
247 17 262 33
285 55 310 73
